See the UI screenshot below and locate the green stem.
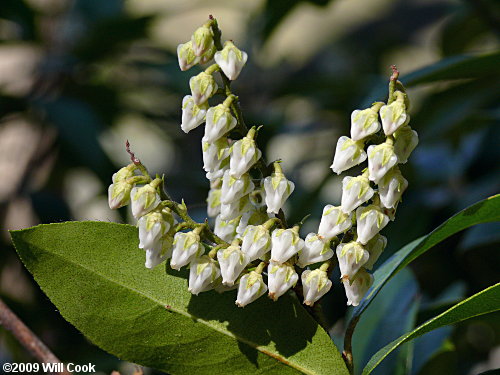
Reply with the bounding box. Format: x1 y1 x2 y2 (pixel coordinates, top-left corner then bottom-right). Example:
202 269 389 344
388 65 399 104
343 316 360 375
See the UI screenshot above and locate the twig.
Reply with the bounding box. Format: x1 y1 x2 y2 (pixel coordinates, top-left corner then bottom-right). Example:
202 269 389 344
342 315 360 375
0 298 72 375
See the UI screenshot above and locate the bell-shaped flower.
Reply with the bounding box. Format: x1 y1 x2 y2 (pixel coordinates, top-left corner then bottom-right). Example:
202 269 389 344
356 204 389 244
138 208 175 251
220 195 252 221
263 162 295 214
249 189 267 209
202 137 230 178
214 215 240 243
341 174 374 213
206 188 221 218
394 126 418 164
144 233 174 269
170 230 204 270
302 269 332 306
229 127 262 178
378 167 408 209
130 179 162 218
199 44 216 65
204 103 237 142
181 95 208 133
177 41 199 71
217 243 249 286
108 179 134 209
189 71 218 106
350 103 383 141
297 233 334 268
367 141 398 183
241 224 272 261
191 24 214 57
235 208 270 237
380 93 408 135
271 226 305 264
214 41 248 80
318 205 352 240
363 234 386 270
112 164 137 183
343 269 374 306
268 261 298 301
331 136 367 175
221 171 254 204
336 241 369 281
236 271 267 307
188 255 221 295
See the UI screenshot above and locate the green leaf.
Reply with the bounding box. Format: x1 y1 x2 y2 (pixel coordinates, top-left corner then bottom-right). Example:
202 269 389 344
350 194 500 322
10 222 348 375
362 283 500 374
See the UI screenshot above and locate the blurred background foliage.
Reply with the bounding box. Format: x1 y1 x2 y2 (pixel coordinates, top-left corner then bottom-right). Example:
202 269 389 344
0 0 499 374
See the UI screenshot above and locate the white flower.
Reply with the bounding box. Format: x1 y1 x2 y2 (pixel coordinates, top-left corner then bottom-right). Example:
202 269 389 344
267 261 298 301
199 44 216 65
206 188 221 218
220 195 252 221
302 269 332 306
356 204 389 245
263 163 295 214
350 104 383 141
214 215 240 243
380 94 408 135
236 271 267 307
108 179 133 209
170 231 204 270
221 171 255 204
394 126 418 164
367 142 398 183
235 208 270 237
297 233 333 268
341 175 374 214
336 241 369 281
202 137 230 177
241 225 272 261
138 208 174 251
271 227 305 264
204 104 238 142
188 256 221 295
130 180 161 218
318 205 352 240
191 25 214 57
189 71 218 106
248 189 267 209
378 167 408 209
181 95 208 133
363 234 386 270
144 234 174 269
331 136 367 175
217 244 249 286
343 269 374 306
177 41 199 71
214 41 248 80
229 128 262 178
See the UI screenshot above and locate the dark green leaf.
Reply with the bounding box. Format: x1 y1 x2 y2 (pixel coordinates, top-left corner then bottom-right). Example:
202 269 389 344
11 222 348 375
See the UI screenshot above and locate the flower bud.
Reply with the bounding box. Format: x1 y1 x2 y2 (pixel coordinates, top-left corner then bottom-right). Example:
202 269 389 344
271 227 305 264
343 269 374 306
267 261 298 301
241 225 272 262
130 180 161 218
188 256 221 295
214 41 248 80
318 205 352 240
367 142 398 183
235 208 271 237
221 171 255 204
302 269 332 306
181 95 208 133
108 179 134 209
236 271 267 307
202 137 230 177
199 44 216 65
220 195 252 221
206 188 221 217
204 104 237 142
144 233 174 269
363 234 386 270
331 136 367 175
350 104 382 141
189 71 218 106
336 241 369 280
170 231 204 270
341 175 374 213
112 164 136 183
380 94 408 135
263 163 295 214
394 126 418 164
177 41 200 71
229 127 262 178
217 244 249 286
297 233 334 268
138 208 175 251
356 204 389 245
378 167 408 209
214 215 240 243
191 25 214 57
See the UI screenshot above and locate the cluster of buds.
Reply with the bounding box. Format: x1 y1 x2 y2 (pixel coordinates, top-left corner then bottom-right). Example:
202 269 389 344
328 67 418 306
